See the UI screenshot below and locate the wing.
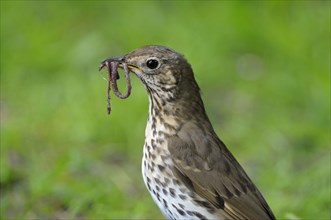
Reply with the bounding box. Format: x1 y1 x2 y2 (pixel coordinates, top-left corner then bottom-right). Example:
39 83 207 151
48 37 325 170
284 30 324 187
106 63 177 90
168 121 276 220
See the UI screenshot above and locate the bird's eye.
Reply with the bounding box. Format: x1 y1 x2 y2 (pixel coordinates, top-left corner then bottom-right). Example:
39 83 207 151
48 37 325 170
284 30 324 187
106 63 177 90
146 58 159 69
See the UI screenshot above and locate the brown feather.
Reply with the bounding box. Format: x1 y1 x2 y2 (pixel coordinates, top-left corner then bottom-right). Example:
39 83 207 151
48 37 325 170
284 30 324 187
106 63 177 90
168 121 276 220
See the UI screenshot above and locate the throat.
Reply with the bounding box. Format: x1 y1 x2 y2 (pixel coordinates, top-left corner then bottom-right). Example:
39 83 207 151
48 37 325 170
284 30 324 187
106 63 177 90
144 91 185 140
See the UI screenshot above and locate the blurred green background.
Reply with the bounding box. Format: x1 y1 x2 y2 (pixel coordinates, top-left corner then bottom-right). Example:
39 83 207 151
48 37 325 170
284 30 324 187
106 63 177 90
1 1 330 219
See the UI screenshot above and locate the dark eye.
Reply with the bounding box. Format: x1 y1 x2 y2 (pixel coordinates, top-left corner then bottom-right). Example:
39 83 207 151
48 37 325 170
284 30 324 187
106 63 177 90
146 59 159 69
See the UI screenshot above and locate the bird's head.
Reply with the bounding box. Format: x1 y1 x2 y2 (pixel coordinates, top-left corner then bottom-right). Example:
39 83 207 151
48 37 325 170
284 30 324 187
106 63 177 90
101 45 201 103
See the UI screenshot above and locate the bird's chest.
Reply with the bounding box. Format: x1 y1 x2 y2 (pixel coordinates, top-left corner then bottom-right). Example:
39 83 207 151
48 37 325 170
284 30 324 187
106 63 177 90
142 116 182 219
142 114 175 198
141 115 217 220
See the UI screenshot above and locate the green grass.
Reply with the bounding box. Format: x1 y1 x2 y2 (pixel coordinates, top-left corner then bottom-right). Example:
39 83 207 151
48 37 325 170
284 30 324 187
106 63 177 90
1 1 330 219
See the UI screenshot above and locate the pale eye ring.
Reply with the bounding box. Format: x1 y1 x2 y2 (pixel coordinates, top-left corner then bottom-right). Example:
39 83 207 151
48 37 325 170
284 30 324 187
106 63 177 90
146 58 160 69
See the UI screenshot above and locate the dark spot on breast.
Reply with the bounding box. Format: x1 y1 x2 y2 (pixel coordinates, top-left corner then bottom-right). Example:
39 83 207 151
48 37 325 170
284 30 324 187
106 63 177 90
166 95 176 102
187 191 195 198
157 130 170 138
147 182 151 191
152 115 158 125
187 211 193 216
169 188 176 198
192 211 207 220
178 209 186 216
162 188 168 195
172 204 186 216
163 109 170 116
178 194 187 200
178 203 185 209
158 164 165 172
155 185 160 192
172 178 181 185
156 138 164 144
151 139 157 149
152 98 161 113
154 177 162 186
163 199 168 208
159 116 165 124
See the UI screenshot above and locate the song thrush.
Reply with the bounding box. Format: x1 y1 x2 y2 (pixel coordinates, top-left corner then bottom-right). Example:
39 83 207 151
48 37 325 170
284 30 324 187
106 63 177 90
101 45 276 220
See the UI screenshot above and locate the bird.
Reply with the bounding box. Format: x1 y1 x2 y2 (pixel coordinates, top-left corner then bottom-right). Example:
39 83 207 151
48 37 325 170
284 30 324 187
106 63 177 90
101 45 276 220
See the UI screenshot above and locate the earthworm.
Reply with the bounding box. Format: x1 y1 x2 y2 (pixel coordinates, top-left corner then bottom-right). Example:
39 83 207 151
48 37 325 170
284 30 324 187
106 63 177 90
99 60 131 114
